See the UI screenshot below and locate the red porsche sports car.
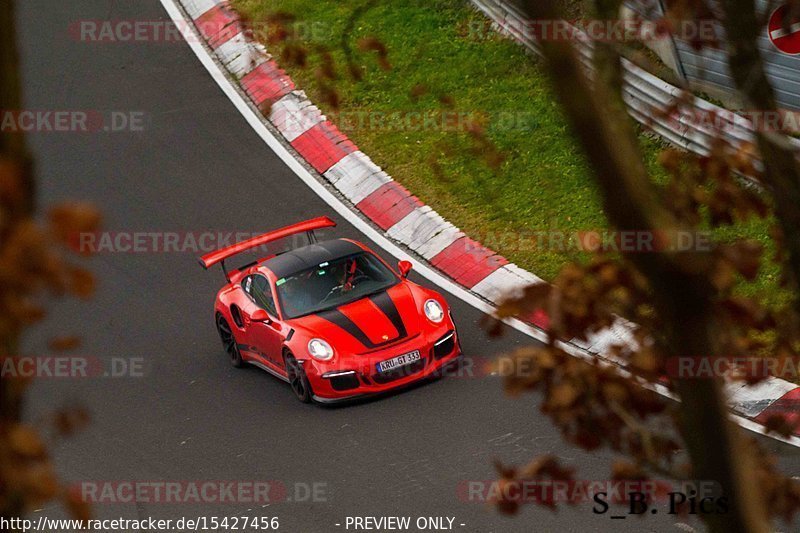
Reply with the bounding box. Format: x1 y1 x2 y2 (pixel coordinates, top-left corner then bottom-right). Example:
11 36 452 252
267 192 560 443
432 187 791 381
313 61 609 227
199 217 461 403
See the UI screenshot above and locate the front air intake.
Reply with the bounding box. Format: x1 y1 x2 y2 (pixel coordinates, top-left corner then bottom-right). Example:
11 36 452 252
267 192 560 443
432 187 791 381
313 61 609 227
432 331 456 360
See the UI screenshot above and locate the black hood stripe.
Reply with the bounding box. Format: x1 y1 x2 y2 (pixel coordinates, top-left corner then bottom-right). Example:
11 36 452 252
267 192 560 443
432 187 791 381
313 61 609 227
368 290 407 339
316 308 378 348
316 291 408 349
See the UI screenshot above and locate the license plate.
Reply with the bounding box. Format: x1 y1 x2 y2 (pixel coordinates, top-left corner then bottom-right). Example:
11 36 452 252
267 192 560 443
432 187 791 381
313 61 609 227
376 350 421 373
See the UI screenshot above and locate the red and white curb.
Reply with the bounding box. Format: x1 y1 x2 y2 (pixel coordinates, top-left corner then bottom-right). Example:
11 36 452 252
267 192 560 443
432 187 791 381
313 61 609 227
166 0 800 445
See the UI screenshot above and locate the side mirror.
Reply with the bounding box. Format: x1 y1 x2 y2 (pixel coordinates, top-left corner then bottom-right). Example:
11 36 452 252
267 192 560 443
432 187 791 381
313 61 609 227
251 309 271 323
398 260 413 279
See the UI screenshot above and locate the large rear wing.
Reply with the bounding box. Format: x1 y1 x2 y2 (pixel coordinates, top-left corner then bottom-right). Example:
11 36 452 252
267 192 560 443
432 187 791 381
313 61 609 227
198 216 336 281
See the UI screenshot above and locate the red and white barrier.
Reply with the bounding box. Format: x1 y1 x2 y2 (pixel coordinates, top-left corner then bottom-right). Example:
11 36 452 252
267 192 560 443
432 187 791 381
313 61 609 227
269 92 324 142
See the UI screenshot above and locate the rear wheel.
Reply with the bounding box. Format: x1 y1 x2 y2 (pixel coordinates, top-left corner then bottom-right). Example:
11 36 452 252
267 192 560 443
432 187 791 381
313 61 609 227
284 352 312 403
217 314 243 368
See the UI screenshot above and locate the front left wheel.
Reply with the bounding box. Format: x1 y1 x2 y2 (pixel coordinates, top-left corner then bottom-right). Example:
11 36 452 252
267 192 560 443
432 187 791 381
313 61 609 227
284 352 313 403
217 314 243 368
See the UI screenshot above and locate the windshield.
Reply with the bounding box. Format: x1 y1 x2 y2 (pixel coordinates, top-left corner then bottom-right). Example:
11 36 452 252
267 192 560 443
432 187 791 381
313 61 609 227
276 252 399 319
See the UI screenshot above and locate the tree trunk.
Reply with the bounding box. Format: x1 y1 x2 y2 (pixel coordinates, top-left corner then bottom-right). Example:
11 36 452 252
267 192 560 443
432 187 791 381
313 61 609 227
518 0 769 531
0 0 31 438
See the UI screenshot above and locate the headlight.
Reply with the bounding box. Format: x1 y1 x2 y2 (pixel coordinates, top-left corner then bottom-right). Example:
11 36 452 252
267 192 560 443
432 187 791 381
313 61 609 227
424 299 444 323
308 338 334 361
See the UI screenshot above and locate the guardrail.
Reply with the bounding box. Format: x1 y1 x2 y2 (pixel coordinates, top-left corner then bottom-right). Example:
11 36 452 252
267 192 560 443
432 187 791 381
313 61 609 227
471 0 800 176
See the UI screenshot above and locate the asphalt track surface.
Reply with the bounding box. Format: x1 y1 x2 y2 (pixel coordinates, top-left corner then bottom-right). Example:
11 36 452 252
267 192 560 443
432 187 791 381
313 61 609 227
15 1 800 532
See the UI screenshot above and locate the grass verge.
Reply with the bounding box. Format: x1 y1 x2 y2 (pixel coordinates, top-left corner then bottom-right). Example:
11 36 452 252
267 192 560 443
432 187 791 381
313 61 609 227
232 0 785 308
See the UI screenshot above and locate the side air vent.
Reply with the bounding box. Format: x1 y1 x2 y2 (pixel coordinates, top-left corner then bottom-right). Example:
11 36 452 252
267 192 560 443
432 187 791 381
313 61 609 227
230 305 244 328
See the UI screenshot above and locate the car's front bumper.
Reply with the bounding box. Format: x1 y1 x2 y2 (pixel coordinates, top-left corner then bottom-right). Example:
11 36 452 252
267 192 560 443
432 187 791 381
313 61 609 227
304 326 462 403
